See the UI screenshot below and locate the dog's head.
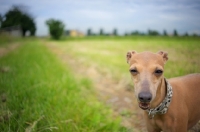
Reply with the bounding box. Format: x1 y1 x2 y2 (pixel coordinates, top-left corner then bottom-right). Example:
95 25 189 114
126 51 168 110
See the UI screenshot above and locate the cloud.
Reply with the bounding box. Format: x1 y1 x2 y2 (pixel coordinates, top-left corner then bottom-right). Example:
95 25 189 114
0 0 200 36
77 9 114 20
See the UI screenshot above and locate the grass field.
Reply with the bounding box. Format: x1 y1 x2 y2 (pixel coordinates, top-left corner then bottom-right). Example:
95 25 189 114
0 36 200 132
47 36 200 131
52 36 200 79
0 39 127 132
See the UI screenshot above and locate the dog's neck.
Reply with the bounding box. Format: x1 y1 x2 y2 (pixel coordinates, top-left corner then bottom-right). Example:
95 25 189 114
150 77 166 109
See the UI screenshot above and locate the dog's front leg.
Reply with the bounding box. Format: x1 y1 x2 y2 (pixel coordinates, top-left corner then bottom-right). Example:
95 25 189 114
145 115 188 132
146 126 161 132
170 122 188 132
145 118 162 132
164 116 188 132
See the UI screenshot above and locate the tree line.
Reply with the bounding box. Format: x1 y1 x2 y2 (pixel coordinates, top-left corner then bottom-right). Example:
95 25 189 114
86 28 193 37
0 5 198 40
0 5 65 39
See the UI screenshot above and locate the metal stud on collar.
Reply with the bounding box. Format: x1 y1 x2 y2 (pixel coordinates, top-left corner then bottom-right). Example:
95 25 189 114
148 109 155 119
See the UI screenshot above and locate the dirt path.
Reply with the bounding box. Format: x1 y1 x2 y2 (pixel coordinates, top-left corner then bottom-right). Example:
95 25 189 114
47 42 147 132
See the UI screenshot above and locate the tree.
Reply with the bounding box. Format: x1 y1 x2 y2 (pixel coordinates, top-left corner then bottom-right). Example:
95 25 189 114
131 30 140 36
173 29 178 36
184 32 188 36
124 32 129 36
0 14 3 28
1 5 36 36
192 33 198 37
87 28 92 36
113 28 118 36
46 19 65 40
148 29 160 36
99 28 104 36
163 30 167 36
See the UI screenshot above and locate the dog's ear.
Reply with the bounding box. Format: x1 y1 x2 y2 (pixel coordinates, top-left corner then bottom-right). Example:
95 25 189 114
157 51 168 64
126 51 137 64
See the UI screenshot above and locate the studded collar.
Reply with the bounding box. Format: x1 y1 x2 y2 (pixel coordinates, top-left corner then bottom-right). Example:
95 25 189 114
147 78 173 119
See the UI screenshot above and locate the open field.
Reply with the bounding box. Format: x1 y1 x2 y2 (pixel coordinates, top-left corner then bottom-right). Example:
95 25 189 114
0 39 127 132
47 36 200 131
55 36 200 78
0 36 200 132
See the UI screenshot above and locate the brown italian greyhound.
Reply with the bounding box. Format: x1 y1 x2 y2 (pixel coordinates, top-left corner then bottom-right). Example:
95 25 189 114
126 51 200 132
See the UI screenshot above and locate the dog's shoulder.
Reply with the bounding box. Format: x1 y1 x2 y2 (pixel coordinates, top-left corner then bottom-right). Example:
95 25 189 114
168 73 200 82
168 73 200 90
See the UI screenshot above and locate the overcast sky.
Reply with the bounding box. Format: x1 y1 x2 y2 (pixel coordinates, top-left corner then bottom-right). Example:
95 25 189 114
1 0 200 36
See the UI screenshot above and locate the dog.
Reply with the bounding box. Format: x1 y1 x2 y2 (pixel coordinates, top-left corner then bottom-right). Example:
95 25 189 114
126 50 200 132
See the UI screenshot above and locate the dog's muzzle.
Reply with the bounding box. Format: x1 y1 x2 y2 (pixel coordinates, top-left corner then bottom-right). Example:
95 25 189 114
138 92 152 110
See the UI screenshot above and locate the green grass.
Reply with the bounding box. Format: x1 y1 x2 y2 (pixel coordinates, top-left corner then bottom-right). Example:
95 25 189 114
53 36 200 80
0 35 22 46
0 40 127 132
1 36 200 132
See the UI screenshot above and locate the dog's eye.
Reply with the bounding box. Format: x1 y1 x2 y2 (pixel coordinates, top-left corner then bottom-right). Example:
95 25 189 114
155 70 163 74
130 69 138 74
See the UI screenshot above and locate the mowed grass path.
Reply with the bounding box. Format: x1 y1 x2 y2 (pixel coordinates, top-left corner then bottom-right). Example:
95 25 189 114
0 39 127 132
54 37 200 80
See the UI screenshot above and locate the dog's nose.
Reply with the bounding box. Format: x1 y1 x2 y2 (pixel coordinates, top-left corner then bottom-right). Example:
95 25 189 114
138 92 152 102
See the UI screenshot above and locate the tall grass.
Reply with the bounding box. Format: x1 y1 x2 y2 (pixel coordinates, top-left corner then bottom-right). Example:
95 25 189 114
53 36 200 80
0 35 22 46
0 40 127 132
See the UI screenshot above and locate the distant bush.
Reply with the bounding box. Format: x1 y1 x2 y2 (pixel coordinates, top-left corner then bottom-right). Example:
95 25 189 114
87 28 92 36
148 29 160 36
46 19 65 40
113 28 118 36
173 29 178 36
